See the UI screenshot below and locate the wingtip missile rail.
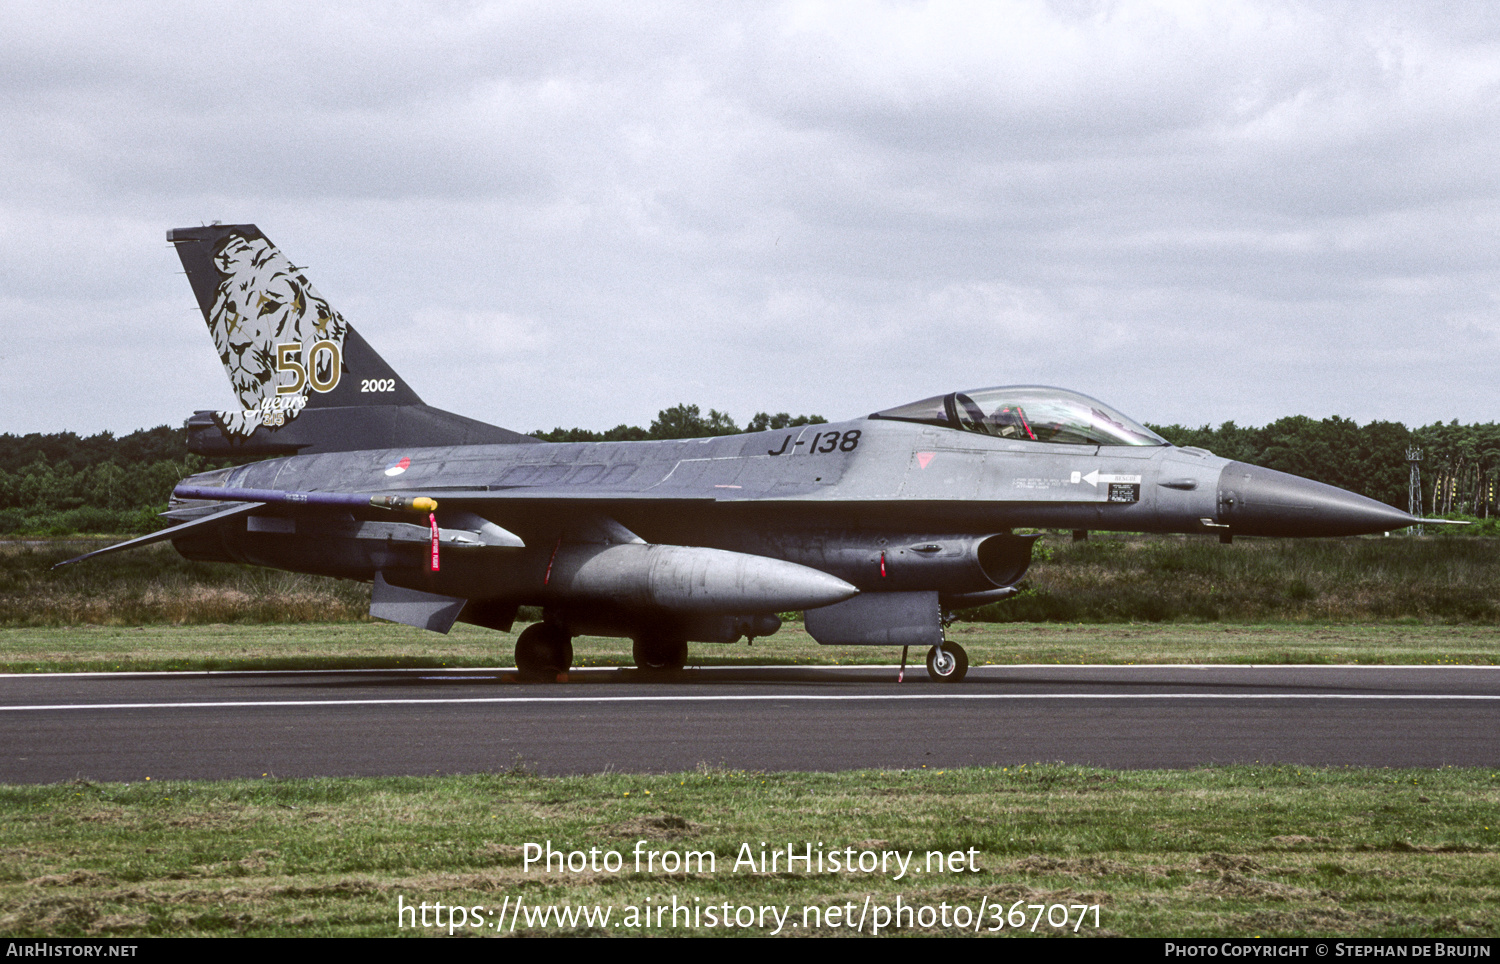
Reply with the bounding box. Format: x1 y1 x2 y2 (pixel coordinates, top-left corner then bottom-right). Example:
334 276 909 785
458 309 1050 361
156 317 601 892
173 485 438 513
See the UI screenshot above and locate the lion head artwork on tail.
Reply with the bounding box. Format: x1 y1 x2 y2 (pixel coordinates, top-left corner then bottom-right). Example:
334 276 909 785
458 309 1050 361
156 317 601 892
205 231 348 436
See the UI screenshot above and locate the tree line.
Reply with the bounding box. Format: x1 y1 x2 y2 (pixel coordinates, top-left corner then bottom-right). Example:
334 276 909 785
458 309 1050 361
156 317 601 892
0 406 828 535
528 404 826 442
2 408 1495 535
1147 416 1500 517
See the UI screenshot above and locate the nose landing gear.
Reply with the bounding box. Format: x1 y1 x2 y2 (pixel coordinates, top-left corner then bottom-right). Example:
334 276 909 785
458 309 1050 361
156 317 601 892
926 641 968 682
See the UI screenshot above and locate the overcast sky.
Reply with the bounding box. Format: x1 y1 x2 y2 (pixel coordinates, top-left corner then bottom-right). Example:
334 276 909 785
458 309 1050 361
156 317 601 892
3 0 1497 438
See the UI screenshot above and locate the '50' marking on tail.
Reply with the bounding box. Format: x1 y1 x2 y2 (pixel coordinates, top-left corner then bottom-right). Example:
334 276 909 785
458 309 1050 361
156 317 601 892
275 341 343 395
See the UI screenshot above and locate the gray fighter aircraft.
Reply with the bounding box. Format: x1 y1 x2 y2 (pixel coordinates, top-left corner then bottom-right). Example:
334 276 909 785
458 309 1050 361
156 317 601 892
60 224 1420 681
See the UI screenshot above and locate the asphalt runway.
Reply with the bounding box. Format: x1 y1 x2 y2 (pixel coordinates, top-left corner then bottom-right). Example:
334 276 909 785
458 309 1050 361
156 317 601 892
0 664 1496 783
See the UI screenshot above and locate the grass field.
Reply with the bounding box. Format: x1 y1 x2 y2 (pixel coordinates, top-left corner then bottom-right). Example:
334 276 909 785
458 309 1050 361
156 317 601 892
0 621 1498 674
3 532 1499 672
0 765 1494 937
7 533 1500 628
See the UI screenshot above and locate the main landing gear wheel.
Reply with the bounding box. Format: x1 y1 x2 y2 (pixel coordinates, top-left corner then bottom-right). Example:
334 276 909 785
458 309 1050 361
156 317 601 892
926 642 968 683
515 622 573 679
633 636 688 672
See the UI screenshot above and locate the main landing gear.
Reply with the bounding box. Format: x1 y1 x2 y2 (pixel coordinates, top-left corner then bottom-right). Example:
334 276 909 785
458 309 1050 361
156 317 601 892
514 622 573 679
926 641 968 683
633 635 688 672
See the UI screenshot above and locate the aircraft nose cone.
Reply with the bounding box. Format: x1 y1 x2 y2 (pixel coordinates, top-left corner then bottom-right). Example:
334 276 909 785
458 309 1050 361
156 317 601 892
1217 462 1416 537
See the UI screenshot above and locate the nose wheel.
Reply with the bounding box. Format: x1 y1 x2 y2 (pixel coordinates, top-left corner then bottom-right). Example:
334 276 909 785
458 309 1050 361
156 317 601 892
515 622 573 679
926 642 968 683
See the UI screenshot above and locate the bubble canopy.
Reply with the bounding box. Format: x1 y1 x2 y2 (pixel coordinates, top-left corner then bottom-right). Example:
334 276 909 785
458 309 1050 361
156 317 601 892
872 386 1168 447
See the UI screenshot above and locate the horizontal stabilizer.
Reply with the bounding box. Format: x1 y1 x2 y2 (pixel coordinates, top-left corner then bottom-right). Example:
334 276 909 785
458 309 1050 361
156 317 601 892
51 502 263 569
370 572 466 633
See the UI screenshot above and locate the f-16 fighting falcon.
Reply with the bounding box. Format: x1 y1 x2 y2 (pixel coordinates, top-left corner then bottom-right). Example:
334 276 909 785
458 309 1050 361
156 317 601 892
59 224 1422 682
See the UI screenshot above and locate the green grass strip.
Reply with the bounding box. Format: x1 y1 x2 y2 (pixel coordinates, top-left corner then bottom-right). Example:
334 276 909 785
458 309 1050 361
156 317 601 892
0 765 1495 937
0 622 1497 674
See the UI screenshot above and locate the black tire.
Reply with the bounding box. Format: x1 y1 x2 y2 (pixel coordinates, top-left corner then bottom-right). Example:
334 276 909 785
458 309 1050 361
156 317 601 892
515 622 573 678
632 636 688 671
926 641 968 683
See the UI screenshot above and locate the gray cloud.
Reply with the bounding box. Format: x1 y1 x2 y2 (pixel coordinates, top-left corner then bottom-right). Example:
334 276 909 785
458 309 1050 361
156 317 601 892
2 0 1497 439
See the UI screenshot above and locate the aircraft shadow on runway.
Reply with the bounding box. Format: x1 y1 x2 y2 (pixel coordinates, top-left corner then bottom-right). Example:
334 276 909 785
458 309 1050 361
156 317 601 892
232 665 1421 697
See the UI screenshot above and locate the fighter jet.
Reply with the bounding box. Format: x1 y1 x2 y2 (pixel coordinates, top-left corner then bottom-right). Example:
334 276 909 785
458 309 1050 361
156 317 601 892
59 224 1421 681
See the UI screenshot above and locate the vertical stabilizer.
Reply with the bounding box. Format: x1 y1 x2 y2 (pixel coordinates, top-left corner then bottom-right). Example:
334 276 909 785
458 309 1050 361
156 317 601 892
168 224 420 436
169 224 533 455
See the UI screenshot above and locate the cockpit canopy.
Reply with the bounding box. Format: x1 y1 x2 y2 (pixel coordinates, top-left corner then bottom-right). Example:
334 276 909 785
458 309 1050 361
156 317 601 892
873 386 1168 447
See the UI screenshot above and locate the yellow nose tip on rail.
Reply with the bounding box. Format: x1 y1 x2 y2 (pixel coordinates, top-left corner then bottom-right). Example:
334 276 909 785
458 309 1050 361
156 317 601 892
370 495 438 512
